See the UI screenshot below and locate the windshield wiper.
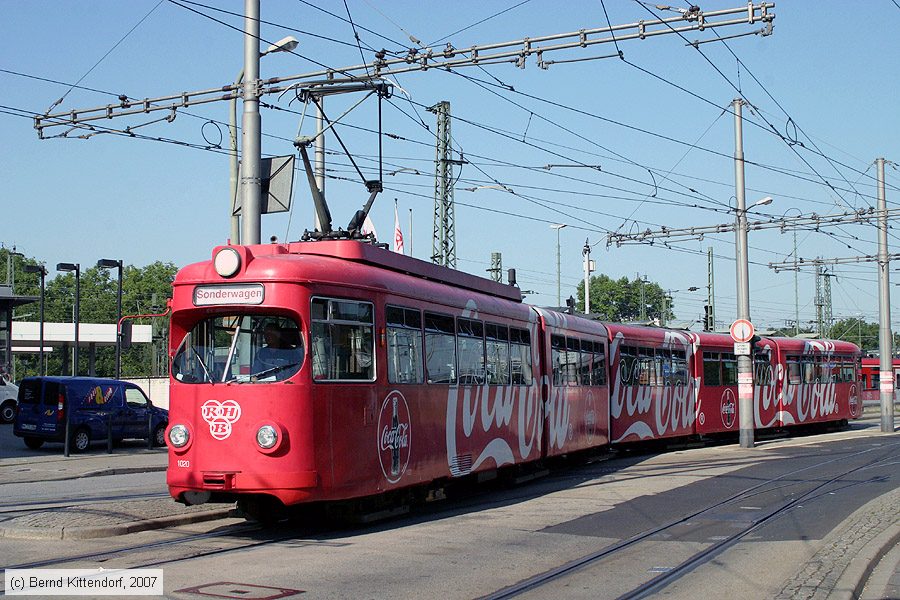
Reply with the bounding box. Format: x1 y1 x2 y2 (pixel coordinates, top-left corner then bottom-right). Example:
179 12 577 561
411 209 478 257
248 362 302 381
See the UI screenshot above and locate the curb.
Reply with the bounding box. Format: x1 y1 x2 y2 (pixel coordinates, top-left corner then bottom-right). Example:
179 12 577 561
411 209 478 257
834 521 900 600
3 465 167 485
860 538 900 600
79 465 168 478
0 507 235 540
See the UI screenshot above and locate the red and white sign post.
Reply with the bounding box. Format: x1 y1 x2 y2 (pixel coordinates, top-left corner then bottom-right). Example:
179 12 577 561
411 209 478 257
731 319 756 423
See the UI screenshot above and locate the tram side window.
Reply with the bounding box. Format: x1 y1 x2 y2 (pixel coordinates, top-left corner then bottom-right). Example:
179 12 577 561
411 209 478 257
424 312 457 384
721 353 738 385
703 352 721 386
551 335 566 386
620 346 638 386
657 348 672 387
754 354 771 385
310 298 374 381
802 358 816 383
485 323 510 385
579 339 592 386
638 348 655 386
589 341 607 386
386 306 424 384
787 356 802 385
840 358 856 383
671 350 687 385
510 328 533 385
566 337 581 386
817 357 834 383
457 318 485 385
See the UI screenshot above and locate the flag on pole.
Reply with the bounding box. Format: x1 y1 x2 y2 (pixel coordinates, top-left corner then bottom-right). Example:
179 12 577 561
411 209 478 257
393 200 405 254
361 215 377 239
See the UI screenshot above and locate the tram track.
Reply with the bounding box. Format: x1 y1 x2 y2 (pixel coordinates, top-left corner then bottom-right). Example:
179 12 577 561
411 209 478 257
0 492 168 515
0 520 264 573
478 440 900 600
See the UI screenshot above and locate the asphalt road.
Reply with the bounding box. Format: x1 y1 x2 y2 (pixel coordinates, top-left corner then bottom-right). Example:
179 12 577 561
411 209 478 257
1 422 895 599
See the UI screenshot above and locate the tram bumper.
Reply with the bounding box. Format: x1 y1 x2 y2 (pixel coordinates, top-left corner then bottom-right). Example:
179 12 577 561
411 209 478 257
168 469 319 506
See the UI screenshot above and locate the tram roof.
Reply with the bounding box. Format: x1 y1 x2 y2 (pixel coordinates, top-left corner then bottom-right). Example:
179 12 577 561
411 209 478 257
177 240 523 303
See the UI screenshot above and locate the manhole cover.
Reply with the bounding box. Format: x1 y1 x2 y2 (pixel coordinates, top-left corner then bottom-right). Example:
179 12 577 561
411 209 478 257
175 582 304 599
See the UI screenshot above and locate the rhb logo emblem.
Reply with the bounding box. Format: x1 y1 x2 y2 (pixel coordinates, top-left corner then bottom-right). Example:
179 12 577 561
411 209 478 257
201 399 242 440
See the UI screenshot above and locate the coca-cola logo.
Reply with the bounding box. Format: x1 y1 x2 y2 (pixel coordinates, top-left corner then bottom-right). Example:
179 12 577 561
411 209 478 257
848 383 859 418
201 399 242 440
720 389 736 429
377 390 411 484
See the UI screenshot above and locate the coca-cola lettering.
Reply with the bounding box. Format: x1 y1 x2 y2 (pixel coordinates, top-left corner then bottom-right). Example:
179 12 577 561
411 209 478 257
609 331 698 443
446 317 542 476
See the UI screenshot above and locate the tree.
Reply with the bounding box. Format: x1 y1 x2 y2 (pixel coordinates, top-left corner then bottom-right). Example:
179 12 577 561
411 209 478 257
1 247 177 380
829 317 899 354
575 274 672 323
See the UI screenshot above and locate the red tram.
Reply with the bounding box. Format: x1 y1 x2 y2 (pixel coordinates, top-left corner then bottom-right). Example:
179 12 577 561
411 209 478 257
860 357 900 404
165 240 861 517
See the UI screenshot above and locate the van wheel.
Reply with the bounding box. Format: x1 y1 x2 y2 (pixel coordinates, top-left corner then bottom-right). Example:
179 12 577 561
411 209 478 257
0 401 15 423
71 428 91 453
24 436 44 450
153 424 167 447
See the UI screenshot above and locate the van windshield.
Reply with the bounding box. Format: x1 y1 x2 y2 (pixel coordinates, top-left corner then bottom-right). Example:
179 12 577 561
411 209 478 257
172 315 304 384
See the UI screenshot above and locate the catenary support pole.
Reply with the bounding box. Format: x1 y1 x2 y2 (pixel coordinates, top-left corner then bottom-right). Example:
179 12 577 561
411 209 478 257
876 157 895 433
240 0 262 245
734 98 755 449
583 239 591 314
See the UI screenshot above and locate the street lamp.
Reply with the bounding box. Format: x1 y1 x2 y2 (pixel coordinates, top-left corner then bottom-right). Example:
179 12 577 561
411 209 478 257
550 224 568 307
97 259 123 379
56 263 80 376
22 264 46 376
230 35 299 244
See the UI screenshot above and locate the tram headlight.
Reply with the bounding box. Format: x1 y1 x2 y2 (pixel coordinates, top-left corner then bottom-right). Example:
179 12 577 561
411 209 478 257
256 425 278 449
214 247 241 278
169 424 190 448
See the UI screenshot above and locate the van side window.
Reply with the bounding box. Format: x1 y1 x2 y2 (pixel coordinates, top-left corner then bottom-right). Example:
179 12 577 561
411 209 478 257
125 388 148 408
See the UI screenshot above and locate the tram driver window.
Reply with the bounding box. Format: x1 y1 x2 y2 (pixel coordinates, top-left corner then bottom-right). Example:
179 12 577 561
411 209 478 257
172 314 304 384
311 298 375 381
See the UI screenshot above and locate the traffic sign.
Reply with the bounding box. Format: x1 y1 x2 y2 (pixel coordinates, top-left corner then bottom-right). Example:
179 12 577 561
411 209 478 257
734 342 751 356
730 319 755 343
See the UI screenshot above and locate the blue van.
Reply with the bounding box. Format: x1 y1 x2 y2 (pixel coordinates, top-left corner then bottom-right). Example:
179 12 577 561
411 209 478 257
13 377 168 452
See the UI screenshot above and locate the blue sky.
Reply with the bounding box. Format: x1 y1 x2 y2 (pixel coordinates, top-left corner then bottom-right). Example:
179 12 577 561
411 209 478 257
2 1 899 331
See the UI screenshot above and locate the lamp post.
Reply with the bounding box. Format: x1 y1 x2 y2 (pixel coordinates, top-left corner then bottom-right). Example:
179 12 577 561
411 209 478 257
229 35 299 244
97 259 123 379
551 224 567 307
22 265 46 376
56 263 80 376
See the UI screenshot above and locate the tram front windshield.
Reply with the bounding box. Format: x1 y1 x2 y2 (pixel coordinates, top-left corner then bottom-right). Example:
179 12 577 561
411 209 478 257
172 315 304 383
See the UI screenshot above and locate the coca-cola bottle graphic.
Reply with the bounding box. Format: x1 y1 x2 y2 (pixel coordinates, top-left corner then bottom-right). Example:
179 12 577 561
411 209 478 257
391 396 401 476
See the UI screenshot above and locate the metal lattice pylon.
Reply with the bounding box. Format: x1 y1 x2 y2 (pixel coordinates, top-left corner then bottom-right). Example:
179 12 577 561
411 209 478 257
429 101 456 269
